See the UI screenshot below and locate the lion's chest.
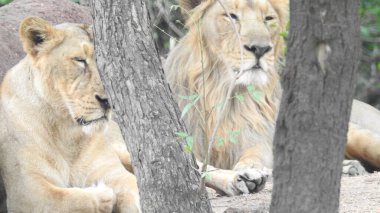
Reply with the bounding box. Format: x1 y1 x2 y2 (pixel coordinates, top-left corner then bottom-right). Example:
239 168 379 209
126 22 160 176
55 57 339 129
194 122 275 170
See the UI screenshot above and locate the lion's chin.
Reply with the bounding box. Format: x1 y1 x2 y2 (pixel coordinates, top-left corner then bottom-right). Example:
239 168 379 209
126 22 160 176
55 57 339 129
235 69 268 87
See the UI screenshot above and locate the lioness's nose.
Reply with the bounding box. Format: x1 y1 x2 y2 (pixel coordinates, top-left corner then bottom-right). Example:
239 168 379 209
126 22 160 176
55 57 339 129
95 95 110 110
244 45 272 59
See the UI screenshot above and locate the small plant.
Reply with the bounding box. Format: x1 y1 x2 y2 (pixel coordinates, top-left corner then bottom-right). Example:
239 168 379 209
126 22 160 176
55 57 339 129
0 0 12 6
175 132 194 153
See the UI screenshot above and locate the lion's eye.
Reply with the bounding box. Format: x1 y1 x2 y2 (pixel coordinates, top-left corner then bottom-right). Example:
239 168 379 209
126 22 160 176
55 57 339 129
224 13 239 21
265 16 274 21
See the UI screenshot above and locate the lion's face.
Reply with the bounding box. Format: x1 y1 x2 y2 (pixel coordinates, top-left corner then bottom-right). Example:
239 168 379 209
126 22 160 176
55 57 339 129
197 0 286 86
20 17 110 131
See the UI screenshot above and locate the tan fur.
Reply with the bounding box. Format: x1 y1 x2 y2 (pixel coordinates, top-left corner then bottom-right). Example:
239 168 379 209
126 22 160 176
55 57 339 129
168 0 287 169
165 0 288 195
0 17 140 212
166 0 380 194
347 100 380 169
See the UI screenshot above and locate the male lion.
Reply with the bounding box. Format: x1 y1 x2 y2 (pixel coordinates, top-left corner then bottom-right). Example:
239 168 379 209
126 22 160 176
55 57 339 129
0 17 140 213
165 0 380 195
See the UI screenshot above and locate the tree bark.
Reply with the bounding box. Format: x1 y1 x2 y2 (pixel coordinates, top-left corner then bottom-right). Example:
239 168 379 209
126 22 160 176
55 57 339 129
270 1 360 213
90 1 212 213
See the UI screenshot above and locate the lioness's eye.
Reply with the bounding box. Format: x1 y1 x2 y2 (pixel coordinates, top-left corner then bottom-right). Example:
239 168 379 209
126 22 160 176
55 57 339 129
224 13 239 21
265 16 274 21
73 57 87 66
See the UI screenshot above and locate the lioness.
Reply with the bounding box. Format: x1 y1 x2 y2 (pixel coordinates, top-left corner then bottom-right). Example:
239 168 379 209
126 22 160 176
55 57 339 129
0 17 140 212
164 0 380 195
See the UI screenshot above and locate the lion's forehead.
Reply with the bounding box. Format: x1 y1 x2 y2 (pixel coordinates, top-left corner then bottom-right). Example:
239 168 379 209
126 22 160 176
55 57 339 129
224 0 273 10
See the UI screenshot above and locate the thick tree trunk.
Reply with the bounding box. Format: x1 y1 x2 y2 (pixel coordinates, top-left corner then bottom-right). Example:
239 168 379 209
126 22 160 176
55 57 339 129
270 1 360 213
90 1 212 213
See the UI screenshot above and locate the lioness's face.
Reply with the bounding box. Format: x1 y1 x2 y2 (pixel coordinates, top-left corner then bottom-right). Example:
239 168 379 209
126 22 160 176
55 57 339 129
201 0 284 86
20 17 110 131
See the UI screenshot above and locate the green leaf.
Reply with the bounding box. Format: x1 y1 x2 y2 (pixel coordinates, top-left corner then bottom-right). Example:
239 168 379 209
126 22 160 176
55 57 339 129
181 103 194 118
178 94 199 101
247 85 263 102
360 26 370 38
175 132 188 139
186 136 194 151
184 145 192 153
0 0 12 4
279 31 288 38
252 90 263 102
201 172 212 181
216 102 224 110
235 94 245 103
216 136 224 146
247 84 255 93
228 130 241 144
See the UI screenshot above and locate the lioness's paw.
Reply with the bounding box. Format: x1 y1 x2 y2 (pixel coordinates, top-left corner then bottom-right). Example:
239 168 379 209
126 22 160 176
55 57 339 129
342 160 367 176
228 169 268 195
85 182 115 213
117 191 141 213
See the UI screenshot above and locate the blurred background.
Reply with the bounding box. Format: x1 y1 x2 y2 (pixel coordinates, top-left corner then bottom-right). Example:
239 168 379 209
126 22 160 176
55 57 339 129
1 0 379 108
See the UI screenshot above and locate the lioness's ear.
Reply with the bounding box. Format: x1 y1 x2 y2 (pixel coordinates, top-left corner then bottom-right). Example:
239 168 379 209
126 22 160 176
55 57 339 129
80 24 94 41
19 16 57 57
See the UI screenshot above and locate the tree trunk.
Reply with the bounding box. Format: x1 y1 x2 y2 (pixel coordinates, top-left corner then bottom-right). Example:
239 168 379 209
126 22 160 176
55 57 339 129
270 1 360 213
90 1 212 213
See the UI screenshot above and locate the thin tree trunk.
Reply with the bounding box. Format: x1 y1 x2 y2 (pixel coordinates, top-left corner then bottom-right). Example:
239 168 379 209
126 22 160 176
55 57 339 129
90 1 212 212
270 1 360 213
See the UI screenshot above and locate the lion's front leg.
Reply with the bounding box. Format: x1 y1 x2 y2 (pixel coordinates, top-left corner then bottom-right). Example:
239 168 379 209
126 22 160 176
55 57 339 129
198 161 268 196
344 123 380 175
206 144 272 196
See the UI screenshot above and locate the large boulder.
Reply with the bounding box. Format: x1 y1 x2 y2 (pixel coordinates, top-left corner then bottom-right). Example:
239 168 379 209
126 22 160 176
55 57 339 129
0 0 92 80
0 0 91 212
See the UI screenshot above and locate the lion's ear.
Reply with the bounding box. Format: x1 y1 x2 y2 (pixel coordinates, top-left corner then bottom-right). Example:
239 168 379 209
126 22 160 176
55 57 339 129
179 0 204 14
19 16 58 57
269 0 289 29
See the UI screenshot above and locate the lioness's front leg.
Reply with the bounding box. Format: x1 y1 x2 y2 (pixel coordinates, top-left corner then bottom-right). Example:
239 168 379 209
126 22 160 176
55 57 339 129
93 165 141 213
81 143 141 213
7 176 115 213
107 121 134 173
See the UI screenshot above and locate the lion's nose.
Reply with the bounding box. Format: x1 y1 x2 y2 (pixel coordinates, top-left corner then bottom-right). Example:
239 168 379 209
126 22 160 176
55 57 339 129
95 95 110 111
244 45 272 59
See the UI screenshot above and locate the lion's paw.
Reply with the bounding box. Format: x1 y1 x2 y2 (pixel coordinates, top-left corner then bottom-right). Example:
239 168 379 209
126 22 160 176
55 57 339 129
342 160 367 176
85 182 115 213
230 168 268 195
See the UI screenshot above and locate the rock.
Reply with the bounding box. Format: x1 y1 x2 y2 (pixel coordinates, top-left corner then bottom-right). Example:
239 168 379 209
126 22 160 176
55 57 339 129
0 0 92 80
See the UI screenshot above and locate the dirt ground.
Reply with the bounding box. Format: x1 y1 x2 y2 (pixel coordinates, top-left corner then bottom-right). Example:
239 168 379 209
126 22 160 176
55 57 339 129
209 173 380 213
